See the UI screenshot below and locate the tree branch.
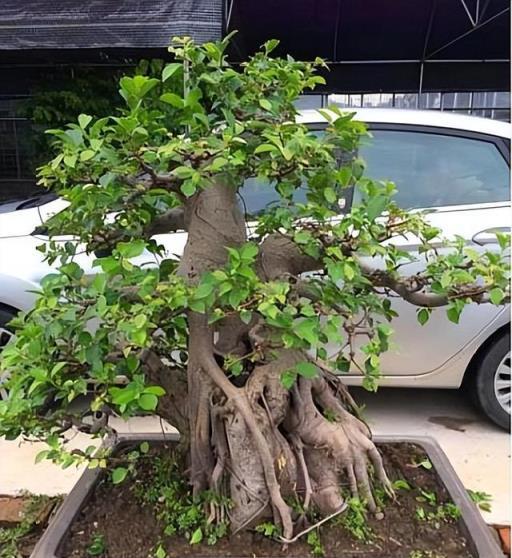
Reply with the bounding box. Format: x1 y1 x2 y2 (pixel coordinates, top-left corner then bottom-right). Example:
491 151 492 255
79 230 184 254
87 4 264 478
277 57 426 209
258 233 508 309
145 207 186 235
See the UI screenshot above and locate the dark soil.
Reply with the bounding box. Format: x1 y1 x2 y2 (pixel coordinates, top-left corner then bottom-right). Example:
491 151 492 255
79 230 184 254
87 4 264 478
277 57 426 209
61 443 475 558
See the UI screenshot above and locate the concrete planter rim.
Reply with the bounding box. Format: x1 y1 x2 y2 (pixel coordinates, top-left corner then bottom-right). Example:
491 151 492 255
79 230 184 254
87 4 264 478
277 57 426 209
30 433 504 558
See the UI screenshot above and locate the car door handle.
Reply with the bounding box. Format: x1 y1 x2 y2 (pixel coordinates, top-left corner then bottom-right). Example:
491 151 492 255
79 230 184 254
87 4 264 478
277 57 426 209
472 227 510 246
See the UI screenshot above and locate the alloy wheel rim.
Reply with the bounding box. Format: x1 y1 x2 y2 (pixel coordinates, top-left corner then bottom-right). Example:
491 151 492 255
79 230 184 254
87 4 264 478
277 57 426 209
494 351 511 414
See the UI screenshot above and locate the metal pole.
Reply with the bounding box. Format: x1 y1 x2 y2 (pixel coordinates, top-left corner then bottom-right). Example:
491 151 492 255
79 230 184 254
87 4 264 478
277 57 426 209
417 62 424 109
426 7 509 59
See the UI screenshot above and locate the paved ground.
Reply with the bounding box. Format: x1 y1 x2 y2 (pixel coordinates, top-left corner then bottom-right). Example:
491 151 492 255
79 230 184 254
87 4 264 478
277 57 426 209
0 387 510 525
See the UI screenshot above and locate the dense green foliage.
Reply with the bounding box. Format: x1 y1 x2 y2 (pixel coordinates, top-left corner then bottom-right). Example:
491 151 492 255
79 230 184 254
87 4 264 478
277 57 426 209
0 35 509 472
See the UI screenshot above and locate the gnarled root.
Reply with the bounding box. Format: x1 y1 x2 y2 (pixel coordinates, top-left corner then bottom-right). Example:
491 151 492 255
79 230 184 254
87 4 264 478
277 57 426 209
287 374 393 514
186 315 393 538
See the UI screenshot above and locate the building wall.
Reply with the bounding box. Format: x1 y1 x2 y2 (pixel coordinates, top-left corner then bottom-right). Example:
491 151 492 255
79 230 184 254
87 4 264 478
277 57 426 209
296 92 511 121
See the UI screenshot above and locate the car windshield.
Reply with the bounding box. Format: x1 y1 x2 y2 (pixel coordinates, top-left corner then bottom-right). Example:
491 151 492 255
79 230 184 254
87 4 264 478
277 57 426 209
0 192 58 214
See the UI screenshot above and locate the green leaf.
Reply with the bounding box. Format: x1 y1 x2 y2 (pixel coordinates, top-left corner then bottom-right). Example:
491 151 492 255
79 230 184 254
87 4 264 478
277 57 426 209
259 99 272 111
144 385 166 396
324 187 337 204
240 242 259 260
446 305 462 324
181 181 197 197
195 282 214 299
80 149 95 162
417 308 430 326
254 143 277 154
91 274 107 294
489 287 504 305
343 262 355 281
280 370 297 389
49 362 66 377
110 385 138 406
139 441 150 454
496 231 510 251
190 527 203 545
240 310 252 324
295 318 318 345
139 393 158 411
162 63 182 82
327 261 343 282
294 230 313 245
118 240 146 258
35 450 49 464
296 361 318 379
64 154 77 168
112 467 128 484
78 114 93 129
160 93 185 108
155 545 167 558
134 314 147 328
210 157 228 171
264 39 280 53
392 479 411 491
366 195 387 221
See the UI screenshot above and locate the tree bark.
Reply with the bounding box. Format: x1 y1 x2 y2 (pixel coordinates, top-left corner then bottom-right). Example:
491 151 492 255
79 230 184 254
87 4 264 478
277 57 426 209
161 180 392 538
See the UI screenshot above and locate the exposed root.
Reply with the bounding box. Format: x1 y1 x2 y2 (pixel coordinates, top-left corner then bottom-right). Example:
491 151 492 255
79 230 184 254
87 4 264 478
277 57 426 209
189 313 295 539
277 504 348 544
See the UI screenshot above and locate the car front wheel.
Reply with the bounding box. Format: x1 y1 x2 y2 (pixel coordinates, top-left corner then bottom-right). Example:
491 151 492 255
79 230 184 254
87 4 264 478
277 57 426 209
471 332 510 430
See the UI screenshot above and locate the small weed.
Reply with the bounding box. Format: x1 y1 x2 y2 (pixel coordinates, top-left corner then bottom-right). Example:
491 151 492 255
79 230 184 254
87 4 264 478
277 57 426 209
410 458 433 470
372 485 389 508
133 452 231 546
322 408 337 423
86 533 106 556
467 489 492 512
0 523 27 558
410 551 447 558
416 489 437 506
416 506 427 521
306 529 325 557
415 501 461 525
392 478 411 491
255 521 281 539
285 494 306 516
153 544 167 558
335 497 372 542
443 503 460 522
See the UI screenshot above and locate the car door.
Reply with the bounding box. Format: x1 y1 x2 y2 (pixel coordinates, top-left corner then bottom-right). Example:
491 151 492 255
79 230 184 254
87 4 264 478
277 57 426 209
352 125 510 376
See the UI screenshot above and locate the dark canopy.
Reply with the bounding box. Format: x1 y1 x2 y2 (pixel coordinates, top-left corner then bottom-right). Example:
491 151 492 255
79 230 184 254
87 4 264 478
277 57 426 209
0 0 223 50
0 0 509 92
227 0 510 92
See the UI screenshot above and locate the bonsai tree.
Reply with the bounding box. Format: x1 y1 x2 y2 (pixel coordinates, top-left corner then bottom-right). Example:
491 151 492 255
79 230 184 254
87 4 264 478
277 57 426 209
0 36 509 543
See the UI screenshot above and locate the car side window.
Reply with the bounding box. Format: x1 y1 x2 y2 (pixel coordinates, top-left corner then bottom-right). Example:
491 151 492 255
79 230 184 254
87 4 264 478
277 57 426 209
238 177 308 218
357 130 510 209
239 130 330 218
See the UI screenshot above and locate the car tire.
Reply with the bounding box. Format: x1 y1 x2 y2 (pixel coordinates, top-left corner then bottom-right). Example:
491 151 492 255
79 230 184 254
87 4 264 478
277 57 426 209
470 332 511 431
0 307 16 400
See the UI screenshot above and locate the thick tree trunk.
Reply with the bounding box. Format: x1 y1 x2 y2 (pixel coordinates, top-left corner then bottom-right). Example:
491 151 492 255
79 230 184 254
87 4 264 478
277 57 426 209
165 180 392 539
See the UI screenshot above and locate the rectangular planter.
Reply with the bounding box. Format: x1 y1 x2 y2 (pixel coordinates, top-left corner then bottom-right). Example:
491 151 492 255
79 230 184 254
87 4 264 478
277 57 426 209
30 433 504 558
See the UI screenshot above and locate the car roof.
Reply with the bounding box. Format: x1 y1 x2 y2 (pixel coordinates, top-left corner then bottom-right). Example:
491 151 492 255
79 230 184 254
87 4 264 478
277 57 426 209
298 108 512 139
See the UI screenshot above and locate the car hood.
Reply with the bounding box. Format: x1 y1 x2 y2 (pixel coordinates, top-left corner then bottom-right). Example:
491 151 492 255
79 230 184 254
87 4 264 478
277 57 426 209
0 199 68 239
0 206 43 239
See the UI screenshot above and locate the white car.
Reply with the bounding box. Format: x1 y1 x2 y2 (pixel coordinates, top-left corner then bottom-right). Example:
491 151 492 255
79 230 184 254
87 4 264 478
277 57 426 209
0 109 510 428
